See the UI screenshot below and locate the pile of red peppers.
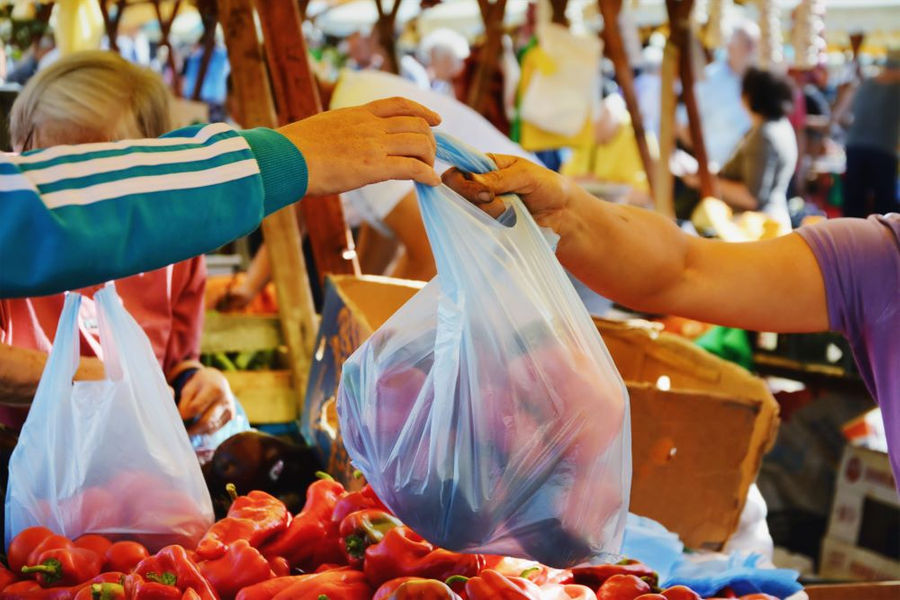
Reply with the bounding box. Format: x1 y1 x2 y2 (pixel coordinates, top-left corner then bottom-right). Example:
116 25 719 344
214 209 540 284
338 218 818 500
1 477 777 600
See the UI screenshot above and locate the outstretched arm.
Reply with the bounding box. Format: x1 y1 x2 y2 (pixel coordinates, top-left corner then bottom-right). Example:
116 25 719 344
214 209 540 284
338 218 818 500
443 155 828 333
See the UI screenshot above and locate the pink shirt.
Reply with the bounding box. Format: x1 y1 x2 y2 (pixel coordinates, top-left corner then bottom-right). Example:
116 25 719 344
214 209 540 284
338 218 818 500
0 257 206 429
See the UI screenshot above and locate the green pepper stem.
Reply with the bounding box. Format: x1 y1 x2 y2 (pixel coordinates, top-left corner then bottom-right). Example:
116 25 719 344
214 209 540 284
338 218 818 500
520 566 541 579
445 575 469 586
315 471 334 481
226 483 239 501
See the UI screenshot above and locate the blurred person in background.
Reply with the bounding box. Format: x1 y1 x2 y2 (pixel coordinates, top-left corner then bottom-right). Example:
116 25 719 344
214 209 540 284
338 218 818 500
682 68 797 233
418 28 470 96
5 33 55 85
1 51 238 443
842 49 900 217
679 18 760 168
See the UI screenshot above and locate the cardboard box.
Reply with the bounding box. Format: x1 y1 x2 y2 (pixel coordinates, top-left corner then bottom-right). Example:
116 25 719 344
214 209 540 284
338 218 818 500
819 445 900 579
805 581 900 600
302 276 779 549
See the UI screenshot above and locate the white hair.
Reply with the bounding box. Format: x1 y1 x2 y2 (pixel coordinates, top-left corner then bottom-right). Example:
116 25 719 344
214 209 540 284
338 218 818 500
10 50 171 151
419 28 470 64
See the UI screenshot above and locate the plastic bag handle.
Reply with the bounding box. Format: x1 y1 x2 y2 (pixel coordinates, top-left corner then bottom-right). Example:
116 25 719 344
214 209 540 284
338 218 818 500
32 292 83 401
94 284 161 384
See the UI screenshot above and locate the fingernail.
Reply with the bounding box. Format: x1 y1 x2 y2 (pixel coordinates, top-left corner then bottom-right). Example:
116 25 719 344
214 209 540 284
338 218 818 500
477 191 492 203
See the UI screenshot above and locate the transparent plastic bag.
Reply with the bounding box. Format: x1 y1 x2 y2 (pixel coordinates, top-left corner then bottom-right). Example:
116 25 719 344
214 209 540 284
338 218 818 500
338 134 631 567
5 285 214 550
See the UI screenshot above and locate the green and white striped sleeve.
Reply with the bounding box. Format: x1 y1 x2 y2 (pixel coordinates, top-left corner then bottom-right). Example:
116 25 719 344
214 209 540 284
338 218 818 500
0 122 307 298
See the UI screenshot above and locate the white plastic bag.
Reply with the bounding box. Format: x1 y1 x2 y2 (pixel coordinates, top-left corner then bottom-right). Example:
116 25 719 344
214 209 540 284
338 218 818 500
5 285 214 550
339 134 631 567
519 22 602 137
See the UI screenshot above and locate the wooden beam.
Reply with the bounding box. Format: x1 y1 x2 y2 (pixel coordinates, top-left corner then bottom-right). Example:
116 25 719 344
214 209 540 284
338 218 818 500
467 0 507 114
598 0 656 197
218 0 318 414
654 39 678 217
191 0 219 102
665 0 714 198
152 0 185 97
372 0 399 74
255 0 360 283
97 0 128 53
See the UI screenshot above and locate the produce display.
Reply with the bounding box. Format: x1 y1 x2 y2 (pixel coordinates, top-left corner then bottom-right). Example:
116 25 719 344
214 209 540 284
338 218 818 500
1 475 778 600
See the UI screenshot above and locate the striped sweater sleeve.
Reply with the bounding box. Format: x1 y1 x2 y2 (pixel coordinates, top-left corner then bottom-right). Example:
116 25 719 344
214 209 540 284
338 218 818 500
0 123 306 298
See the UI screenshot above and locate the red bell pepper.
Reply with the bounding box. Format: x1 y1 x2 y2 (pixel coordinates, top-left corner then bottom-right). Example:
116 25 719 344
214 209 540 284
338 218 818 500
266 558 290 578
0 565 18 591
572 561 658 589
26 537 75 570
259 479 347 570
103 542 149 574
196 487 290 560
72 537 111 560
21 548 103 587
0 580 80 600
74 582 126 600
462 569 543 599
233 576 306 600
123 574 182 600
268 568 371 600
182 591 202 600
595 574 652 600
339 509 402 568
539 582 597 600
375 578 462 600
634 595 667 600
198 540 273 600
331 484 388 525
363 527 485 588
8 528 55 575
660 586 701 600
133 546 218 600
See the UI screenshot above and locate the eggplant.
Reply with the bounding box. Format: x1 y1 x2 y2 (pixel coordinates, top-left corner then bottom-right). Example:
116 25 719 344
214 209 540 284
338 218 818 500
202 430 323 517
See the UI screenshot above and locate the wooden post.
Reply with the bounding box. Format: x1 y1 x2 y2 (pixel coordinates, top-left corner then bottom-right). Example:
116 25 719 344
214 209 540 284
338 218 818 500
372 0 401 74
665 0 714 199
654 39 678 217
97 0 128 53
255 0 360 283
549 0 569 26
191 0 219 102
217 0 318 409
598 0 655 197
467 0 507 114
151 0 185 97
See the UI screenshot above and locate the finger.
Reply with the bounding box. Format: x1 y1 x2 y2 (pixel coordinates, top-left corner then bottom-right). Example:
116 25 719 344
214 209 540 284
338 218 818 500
486 153 521 170
384 157 441 186
382 115 433 135
366 97 441 126
385 132 437 165
177 376 202 418
441 168 494 204
188 401 228 436
181 383 219 420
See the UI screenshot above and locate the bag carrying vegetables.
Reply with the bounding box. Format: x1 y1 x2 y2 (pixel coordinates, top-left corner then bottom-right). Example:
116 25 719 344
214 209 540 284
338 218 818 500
5 285 214 550
338 134 631 567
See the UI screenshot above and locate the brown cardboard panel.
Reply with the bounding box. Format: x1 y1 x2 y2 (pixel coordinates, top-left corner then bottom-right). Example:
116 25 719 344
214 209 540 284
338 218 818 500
628 383 762 549
805 582 900 600
310 276 780 550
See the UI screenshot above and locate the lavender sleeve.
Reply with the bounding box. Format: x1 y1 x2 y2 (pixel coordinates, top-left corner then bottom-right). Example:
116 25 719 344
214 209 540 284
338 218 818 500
797 215 900 486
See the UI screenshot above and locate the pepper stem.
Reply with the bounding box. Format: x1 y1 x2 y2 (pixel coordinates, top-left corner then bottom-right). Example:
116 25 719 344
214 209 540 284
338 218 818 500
445 575 469 586
21 558 62 585
520 566 541 579
315 471 334 481
317 595 330 600
93 583 125 600
226 483 239 501
145 571 177 586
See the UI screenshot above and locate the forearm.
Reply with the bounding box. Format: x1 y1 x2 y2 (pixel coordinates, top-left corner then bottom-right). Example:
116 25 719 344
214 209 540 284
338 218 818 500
0 345 104 404
555 190 691 313
715 177 758 211
0 125 306 299
242 245 273 296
